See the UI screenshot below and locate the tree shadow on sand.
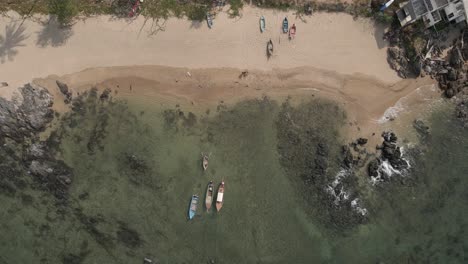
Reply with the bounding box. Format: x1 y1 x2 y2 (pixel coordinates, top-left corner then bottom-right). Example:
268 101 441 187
0 23 29 64
36 17 74 48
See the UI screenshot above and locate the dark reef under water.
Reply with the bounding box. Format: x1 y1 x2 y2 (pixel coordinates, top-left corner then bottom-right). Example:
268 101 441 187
0 86 467 263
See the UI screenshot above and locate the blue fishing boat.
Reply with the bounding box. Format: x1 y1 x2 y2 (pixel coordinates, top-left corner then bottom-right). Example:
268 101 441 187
282 17 288 33
188 195 199 220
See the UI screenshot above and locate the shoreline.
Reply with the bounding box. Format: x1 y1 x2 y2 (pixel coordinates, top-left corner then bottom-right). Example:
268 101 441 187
34 64 439 148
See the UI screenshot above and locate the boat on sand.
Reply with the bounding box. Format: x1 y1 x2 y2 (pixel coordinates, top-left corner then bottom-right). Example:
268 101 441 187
216 181 225 212
206 13 213 28
260 16 266 33
267 39 273 57
188 195 199 220
282 17 288 33
205 181 214 211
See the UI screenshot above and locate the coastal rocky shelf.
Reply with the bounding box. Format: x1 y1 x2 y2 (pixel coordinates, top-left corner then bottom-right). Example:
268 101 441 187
0 83 73 201
385 27 468 98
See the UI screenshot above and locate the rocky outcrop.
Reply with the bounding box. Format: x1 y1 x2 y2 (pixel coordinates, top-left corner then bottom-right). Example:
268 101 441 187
0 83 73 201
368 132 409 181
0 83 53 142
455 95 468 126
56 80 72 103
387 47 412 78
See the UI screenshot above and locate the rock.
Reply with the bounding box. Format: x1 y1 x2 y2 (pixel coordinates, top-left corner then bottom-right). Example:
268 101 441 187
56 80 69 95
56 80 72 103
446 88 456 98
455 96 468 125
367 159 379 177
356 138 368 145
388 47 401 60
0 82 7 87
29 159 73 200
0 84 54 141
116 222 142 248
424 65 432 74
413 119 430 140
26 142 47 160
438 69 448 75
447 68 458 81
100 88 111 101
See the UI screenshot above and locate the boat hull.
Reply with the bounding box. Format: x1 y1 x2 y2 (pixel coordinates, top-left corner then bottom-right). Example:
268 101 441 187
260 16 265 33
282 18 288 33
205 181 214 211
188 195 199 220
216 182 225 212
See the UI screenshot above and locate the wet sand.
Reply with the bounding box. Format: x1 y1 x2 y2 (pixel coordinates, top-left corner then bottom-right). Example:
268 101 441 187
34 65 438 148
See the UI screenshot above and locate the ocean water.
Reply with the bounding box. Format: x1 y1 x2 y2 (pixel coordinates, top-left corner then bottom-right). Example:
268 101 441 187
0 90 467 264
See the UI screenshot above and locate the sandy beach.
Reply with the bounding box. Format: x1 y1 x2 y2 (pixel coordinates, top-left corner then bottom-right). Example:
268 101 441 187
0 7 398 93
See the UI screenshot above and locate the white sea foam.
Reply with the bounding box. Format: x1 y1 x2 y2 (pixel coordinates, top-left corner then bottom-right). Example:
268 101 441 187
326 169 368 215
370 145 412 185
377 100 404 124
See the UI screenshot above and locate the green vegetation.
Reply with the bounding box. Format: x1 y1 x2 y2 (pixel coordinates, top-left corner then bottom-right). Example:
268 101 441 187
48 0 78 26
0 0 394 23
228 0 243 17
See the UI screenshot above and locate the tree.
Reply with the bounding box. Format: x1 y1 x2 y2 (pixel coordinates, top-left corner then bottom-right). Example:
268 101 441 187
48 0 78 27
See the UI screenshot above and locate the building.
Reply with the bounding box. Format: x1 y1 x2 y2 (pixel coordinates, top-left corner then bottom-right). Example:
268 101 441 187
396 0 468 28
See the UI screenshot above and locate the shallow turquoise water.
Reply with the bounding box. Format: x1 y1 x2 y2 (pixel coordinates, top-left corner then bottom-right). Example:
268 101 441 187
0 91 467 263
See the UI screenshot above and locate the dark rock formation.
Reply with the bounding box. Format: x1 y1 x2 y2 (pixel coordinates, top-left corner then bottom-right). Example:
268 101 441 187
29 159 73 200
367 131 409 180
56 80 72 103
0 83 74 202
356 137 368 145
413 119 430 141
455 96 468 126
117 222 142 248
0 83 53 141
387 46 412 78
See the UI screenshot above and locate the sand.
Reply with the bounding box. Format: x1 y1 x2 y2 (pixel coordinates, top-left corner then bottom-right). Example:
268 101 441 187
1 7 397 96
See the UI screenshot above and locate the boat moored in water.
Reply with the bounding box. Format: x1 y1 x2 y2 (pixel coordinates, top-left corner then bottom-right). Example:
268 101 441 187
188 195 199 220
216 181 225 212
202 155 209 171
205 181 214 211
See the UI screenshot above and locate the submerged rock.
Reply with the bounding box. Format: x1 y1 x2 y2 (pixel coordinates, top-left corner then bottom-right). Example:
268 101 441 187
117 222 142 248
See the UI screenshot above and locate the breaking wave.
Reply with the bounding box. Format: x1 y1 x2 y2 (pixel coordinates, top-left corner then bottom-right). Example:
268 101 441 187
370 146 412 185
326 169 368 216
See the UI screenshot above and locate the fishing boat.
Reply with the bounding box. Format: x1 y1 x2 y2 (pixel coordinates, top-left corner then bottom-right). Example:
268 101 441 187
188 195 199 220
282 17 288 33
289 24 296 39
202 154 209 171
205 181 214 211
206 13 213 29
259 16 266 33
216 181 225 212
267 39 273 57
